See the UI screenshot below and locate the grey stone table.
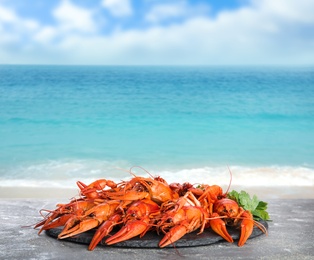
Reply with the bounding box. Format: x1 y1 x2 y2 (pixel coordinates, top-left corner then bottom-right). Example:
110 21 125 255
0 199 313 260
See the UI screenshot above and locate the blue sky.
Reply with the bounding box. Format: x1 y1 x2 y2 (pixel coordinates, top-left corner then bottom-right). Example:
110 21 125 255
0 0 313 65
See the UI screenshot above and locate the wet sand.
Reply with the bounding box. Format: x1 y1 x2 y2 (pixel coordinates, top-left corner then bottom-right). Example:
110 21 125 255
0 187 78 199
0 185 313 199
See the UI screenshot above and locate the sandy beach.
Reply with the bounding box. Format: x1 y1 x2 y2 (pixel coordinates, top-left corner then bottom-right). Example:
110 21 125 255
0 185 313 199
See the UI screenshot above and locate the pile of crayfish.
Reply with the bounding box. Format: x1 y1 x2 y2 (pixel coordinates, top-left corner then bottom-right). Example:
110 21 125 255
34 167 267 250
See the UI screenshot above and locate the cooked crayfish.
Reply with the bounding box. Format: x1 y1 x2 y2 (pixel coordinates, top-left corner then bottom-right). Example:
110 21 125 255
105 198 160 245
35 199 97 234
58 200 120 239
157 191 209 247
208 198 267 247
33 168 268 250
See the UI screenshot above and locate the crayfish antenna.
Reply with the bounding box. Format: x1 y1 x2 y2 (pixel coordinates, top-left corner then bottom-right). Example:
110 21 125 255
252 219 268 236
115 167 135 177
130 165 154 178
224 166 233 196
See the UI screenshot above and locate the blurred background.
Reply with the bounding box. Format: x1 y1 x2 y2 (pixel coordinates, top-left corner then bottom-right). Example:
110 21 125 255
0 0 313 65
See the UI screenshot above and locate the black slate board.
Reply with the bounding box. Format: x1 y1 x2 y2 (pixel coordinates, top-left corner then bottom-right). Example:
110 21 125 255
46 220 268 248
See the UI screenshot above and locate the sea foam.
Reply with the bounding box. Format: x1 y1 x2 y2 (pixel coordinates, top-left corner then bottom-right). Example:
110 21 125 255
1 159 313 189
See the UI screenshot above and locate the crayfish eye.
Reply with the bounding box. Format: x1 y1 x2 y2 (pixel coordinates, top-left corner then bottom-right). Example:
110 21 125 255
167 218 173 223
131 213 136 217
89 213 95 217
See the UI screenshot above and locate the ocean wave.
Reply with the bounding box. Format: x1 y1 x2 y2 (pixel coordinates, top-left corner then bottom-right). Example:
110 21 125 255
0 159 313 188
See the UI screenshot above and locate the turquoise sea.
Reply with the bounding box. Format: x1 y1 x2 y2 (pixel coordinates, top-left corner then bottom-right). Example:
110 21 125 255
0 65 313 188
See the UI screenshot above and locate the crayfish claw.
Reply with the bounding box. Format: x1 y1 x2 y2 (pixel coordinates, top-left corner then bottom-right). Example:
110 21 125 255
159 224 188 248
105 217 150 245
209 214 233 243
238 211 254 247
88 214 122 250
58 218 99 239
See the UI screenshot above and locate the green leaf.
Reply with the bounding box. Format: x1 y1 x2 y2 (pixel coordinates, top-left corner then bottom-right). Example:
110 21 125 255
252 209 270 221
238 191 259 212
227 189 270 221
256 201 268 211
227 190 239 202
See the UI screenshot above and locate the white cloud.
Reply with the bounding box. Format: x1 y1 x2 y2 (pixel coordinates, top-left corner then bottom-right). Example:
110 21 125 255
0 0 314 65
53 0 97 33
54 0 314 65
145 1 209 24
34 26 57 44
102 0 132 17
0 5 17 23
253 0 314 23
0 4 39 45
0 4 39 30
145 2 189 23
34 0 99 45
